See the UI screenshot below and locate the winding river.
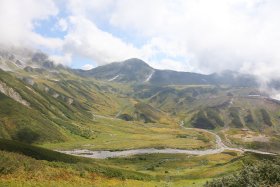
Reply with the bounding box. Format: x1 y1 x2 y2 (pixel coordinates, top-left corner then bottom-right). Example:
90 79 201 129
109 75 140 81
59 121 277 159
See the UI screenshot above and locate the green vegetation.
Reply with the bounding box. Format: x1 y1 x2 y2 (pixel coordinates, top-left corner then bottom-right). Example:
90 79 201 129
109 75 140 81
0 138 278 186
0 92 66 143
206 108 224 127
2 55 280 186
244 110 254 124
0 138 241 186
206 155 280 187
0 139 80 163
42 116 216 151
117 113 134 121
100 151 244 181
192 110 215 129
260 108 273 126
229 107 243 128
14 128 40 144
0 139 153 180
192 108 226 130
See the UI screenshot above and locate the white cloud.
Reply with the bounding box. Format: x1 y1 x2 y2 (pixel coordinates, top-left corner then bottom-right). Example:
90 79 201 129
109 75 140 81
67 0 114 17
0 0 62 49
62 0 280 78
2 0 280 82
149 58 192 72
57 18 68 32
81 64 94 70
50 53 72 65
100 0 280 76
62 16 140 64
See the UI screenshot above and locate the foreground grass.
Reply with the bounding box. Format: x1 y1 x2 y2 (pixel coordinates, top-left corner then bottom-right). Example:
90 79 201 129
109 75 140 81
0 138 277 187
0 139 152 181
0 148 209 186
97 151 243 180
206 155 280 186
0 150 222 187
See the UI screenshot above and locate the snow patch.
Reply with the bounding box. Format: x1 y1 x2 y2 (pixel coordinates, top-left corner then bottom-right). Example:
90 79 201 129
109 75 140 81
144 70 155 82
108 75 119 81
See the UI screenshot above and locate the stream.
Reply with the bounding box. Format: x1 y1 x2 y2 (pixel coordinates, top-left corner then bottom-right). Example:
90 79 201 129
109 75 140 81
59 121 277 159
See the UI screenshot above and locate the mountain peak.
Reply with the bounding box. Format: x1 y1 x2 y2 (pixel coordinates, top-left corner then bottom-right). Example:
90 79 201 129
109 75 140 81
78 58 154 83
116 58 153 73
121 58 152 68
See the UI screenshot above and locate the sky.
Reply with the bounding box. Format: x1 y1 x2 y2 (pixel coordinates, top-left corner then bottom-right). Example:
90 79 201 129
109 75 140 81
1 0 280 81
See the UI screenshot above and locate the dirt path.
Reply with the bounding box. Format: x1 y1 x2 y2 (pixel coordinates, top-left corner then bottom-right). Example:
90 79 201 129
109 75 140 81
179 121 276 155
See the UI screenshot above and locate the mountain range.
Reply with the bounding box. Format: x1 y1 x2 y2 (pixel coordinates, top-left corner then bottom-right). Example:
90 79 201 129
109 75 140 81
76 58 259 87
0 47 267 88
1 48 280 186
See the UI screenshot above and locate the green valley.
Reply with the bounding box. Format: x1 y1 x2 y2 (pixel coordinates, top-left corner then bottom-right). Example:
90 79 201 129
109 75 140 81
0 50 280 186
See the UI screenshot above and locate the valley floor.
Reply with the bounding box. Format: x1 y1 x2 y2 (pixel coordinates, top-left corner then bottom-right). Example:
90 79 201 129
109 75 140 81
41 116 217 152
1 49 280 187
1 104 278 186
38 118 276 186
0 147 274 187
55 119 276 159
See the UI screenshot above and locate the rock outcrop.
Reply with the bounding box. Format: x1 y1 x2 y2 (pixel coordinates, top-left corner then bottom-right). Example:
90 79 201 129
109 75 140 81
0 81 30 107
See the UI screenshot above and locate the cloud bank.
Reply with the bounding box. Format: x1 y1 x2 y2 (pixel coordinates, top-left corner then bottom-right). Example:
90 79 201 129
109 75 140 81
0 0 62 49
1 0 280 82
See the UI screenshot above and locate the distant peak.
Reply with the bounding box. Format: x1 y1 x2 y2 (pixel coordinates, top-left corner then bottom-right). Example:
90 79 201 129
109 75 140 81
122 58 152 68
123 58 145 62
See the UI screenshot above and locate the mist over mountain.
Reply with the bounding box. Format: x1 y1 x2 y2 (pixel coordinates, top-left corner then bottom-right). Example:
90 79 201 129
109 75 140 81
75 57 259 88
1 1 280 84
1 45 280 186
4 46 280 97
76 58 154 83
0 47 273 91
2 1 280 186
0 47 67 72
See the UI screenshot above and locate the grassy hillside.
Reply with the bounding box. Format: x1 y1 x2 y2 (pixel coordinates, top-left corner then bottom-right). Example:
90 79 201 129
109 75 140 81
0 140 156 187
130 84 280 153
117 102 176 125
0 68 219 152
2 50 280 186
2 67 280 152
206 155 280 186
1 58 280 187
0 69 138 143
0 91 67 143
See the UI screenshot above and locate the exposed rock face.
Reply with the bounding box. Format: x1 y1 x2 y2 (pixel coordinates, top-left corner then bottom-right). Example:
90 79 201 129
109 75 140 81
52 93 59 98
44 86 49 92
0 81 30 107
22 77 34 85
67 98 74 105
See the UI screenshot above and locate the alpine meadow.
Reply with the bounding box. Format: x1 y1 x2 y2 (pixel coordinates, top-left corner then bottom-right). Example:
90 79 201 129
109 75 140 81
1 1 280 187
